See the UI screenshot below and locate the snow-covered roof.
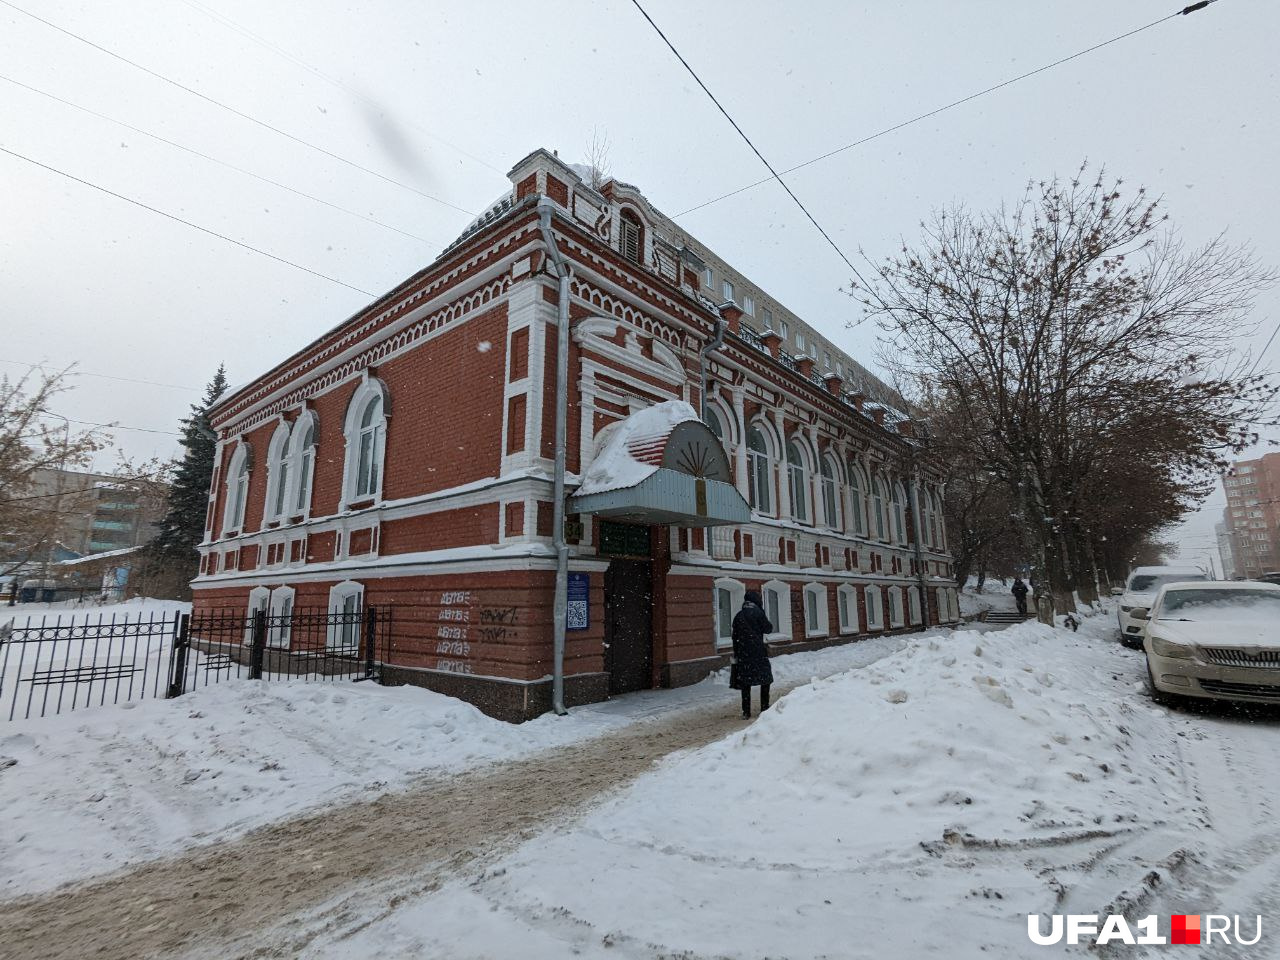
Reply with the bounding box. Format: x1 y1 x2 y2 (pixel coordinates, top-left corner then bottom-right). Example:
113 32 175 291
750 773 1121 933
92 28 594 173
575 401 702 497
58 545 142 566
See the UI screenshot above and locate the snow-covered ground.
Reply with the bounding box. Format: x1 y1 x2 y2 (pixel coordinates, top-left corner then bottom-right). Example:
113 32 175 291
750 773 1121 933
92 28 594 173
308 607 1280 959
957 576 1021 618
0 623 906 898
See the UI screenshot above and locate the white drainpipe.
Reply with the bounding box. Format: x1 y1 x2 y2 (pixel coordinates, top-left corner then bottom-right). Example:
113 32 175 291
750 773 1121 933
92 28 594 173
538 199 571 716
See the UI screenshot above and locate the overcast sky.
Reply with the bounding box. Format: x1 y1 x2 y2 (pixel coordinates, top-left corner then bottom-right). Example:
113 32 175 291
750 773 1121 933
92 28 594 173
3 0 1276 570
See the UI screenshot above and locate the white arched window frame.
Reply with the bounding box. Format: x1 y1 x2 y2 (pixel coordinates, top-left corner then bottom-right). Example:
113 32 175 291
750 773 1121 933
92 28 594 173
907 584 922 625
786 438 811 524
837 584 858 634
891 481 909 546
864 586 883 630
760 579 791 641
342 379 389 508
936 587 951 622
245 584 271 644
870 473 888 541
949 587 959 621
268 585 296 648
327 580 364 650
292 413 318 517
264 421 292 524
820 453 842 531
803 582 829 638
849 462 869 538
746 421 776 516
222 441 251 536
713 577 745 649
888 586 905 628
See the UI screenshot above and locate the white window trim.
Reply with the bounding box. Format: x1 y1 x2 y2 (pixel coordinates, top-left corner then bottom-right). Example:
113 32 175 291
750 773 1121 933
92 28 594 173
245 585 271 644
341 378 389 510
290 409 319 520
263 420 292 525
865 586 883 630
907 585 922 625
820 453 842 531
222 441 251 536
803 582 829 638
837 584 858 634
888 587 905 628
761 579 791 641
713 577 745 649
747 420 778 518
327 580 365 650
268 585 296 649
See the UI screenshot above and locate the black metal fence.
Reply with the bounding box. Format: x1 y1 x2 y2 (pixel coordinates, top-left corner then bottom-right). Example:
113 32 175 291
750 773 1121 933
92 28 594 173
0 606 392 721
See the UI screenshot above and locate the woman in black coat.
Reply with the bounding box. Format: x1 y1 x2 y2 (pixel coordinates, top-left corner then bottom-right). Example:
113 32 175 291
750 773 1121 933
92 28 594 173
731 589 774 718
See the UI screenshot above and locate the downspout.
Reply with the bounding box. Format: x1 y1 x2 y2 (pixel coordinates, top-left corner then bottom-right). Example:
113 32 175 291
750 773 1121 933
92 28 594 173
699 310 729 420
538 198 571 716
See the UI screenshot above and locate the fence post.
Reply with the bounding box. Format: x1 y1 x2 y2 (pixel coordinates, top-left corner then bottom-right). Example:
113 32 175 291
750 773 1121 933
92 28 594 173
166 613 191 699
249 609 267 680
363 606 377 681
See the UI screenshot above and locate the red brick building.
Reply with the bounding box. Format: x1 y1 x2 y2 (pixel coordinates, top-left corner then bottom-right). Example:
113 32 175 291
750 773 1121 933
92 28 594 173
192 148 956 720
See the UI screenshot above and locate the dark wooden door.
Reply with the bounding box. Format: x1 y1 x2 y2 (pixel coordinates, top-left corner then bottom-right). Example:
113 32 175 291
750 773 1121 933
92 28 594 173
603 559 653 695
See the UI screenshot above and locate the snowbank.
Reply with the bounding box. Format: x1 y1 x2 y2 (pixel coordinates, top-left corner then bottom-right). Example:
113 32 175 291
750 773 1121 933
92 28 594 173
323 609 1185 959
958 576 1020 618
0 626 909 898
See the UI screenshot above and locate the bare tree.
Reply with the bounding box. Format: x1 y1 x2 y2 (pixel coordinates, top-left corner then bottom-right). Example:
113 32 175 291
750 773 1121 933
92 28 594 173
854 165 1277 618
584 126 612 191
0 368 106 580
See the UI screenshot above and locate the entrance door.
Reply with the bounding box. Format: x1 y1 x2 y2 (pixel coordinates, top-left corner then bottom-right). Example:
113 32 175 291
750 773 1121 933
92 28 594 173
603 558 653 695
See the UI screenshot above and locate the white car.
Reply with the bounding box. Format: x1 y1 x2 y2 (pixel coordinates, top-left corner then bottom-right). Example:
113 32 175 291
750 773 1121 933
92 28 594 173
1140 580 1280 705
1117 566 1208 648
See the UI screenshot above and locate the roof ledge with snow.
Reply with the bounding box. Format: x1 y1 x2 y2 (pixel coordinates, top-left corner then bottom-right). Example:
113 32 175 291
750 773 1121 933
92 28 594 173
569 401 749 527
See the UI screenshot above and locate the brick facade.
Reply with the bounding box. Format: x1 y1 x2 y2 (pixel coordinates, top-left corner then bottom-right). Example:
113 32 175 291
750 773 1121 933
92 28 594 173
192 147 957 721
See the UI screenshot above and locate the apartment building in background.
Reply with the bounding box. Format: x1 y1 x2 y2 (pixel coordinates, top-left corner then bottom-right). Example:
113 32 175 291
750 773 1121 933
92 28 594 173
1221 452 1280 579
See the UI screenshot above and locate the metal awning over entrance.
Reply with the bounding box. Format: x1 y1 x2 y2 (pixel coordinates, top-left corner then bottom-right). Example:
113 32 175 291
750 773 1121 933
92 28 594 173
569 401 750 527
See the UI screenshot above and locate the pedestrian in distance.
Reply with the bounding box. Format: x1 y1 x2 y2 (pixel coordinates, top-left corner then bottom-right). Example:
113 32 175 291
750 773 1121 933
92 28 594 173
730 588 774 718
1011 577 1029 616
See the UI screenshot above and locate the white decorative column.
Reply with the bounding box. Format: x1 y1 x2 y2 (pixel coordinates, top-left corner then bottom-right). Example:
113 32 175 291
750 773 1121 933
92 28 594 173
732 386 748 495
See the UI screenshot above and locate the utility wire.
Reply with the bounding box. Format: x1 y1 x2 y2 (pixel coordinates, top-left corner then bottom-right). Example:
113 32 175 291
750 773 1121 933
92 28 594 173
0 359 198 392
1 74 444 248
627 0 869 284
1246 317 1280 379
50 415 181 437
0 145 377 296
175 0 508 179
0 0 475 217
675 0 1223 218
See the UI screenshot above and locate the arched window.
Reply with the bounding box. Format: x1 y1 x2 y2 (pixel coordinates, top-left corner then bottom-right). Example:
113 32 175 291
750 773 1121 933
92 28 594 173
849 462 868 537
619 208 644 263
746 424 774 515
292 413 317 516
932 491 945 550
820 453 841 530
713 577 745 648
222 441 250 535
907 584 922 624
265 422 292 524
342 379 389 506
891 481 909 546
787 439 809 523
328 580 364 650
705 406 725 441
870 473 887 541
761 579 791 639
865 587 883 630
803 583 829 637
888 587 904 628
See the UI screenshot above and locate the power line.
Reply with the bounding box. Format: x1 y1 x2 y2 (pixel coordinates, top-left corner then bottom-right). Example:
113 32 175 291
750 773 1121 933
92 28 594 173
175 0 508 179
1246 317 1280 380
1 74 445 248
675 1 1222 219
1 145 377 297
51 416 182 437
0 359 199 392
627 0 869 284
0 0 476 217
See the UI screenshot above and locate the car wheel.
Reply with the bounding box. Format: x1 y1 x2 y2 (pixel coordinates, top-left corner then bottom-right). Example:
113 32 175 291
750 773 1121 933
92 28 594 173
1145 658 1181 708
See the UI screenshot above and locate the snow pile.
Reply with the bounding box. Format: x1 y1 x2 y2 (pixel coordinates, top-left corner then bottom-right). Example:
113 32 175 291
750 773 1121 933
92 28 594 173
957 576 1020 618
0 678 596 897
574 400 700 496
330 611 1185 959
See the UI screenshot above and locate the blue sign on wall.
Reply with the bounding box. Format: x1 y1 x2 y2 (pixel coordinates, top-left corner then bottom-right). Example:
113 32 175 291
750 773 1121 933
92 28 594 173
567 572 589 631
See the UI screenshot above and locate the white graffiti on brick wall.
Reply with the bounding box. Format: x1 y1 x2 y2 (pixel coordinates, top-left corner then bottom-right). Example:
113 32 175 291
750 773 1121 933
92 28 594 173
435 591 475 673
